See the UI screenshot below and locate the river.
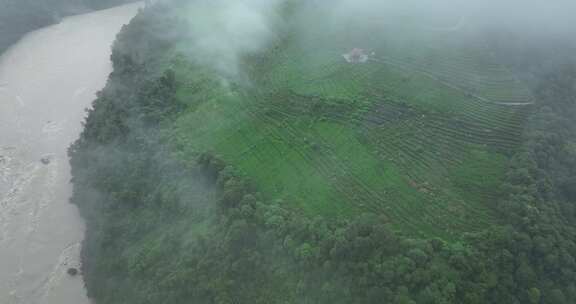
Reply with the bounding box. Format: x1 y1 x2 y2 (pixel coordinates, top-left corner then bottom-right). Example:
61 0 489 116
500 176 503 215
0 3 142 303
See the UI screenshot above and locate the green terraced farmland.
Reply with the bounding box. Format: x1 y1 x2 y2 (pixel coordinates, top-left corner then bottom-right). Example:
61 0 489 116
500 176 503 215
168 3 532 239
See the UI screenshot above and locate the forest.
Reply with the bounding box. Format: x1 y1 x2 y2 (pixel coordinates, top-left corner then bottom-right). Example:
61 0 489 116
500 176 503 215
68 1 576 303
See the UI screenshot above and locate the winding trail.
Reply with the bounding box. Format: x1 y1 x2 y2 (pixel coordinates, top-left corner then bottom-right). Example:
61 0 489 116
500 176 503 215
0 3 141 303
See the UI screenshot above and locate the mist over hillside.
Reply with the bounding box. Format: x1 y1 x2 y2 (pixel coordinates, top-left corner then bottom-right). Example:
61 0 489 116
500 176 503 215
65 0 576 303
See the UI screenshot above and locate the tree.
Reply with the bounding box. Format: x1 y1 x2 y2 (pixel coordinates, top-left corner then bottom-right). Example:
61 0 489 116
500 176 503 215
528 287 541 304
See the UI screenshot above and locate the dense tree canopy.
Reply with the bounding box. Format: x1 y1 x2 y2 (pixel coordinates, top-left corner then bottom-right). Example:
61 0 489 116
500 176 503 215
68 2 576 304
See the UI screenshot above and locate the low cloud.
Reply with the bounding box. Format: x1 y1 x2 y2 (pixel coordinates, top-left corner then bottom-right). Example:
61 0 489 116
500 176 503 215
184 0 285 78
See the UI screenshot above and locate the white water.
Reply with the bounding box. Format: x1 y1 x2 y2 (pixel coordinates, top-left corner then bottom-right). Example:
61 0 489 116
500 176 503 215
0 3 141 303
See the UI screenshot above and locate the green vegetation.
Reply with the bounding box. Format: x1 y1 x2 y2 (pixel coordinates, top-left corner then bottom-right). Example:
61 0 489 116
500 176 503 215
164 2 531 238
69 1 576 303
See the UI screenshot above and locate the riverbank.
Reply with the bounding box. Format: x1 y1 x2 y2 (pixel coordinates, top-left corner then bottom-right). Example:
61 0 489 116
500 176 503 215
0 0 138 56
0 3 141 303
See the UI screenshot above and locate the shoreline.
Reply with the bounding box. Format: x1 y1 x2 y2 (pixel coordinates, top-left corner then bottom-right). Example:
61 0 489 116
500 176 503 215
0 3 141 303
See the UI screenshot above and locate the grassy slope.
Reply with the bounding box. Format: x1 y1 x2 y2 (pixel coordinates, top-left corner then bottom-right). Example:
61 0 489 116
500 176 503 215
163 3 531 239
71 3 576 304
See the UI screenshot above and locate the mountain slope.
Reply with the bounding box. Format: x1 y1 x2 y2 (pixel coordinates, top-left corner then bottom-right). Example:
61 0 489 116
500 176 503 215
69 1 576 303
167 1 531 238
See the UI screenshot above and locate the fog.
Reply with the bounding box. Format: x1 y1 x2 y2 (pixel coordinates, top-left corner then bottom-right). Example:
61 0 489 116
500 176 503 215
183 0 285 77
41 0 576 303
322 0 576 34
174 0 576 83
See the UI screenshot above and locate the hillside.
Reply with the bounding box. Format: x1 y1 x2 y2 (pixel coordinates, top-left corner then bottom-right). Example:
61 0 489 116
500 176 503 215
167 1 534 239
69 1 576 303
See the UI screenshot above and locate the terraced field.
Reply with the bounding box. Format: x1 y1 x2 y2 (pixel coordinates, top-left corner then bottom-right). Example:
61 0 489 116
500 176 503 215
168 3 532 239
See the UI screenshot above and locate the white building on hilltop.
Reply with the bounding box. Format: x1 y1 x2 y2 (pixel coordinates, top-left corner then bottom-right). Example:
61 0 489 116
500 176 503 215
343 48 370 64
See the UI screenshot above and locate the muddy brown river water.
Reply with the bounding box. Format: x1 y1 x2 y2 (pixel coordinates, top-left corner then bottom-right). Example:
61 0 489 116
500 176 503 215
0 3 141 303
